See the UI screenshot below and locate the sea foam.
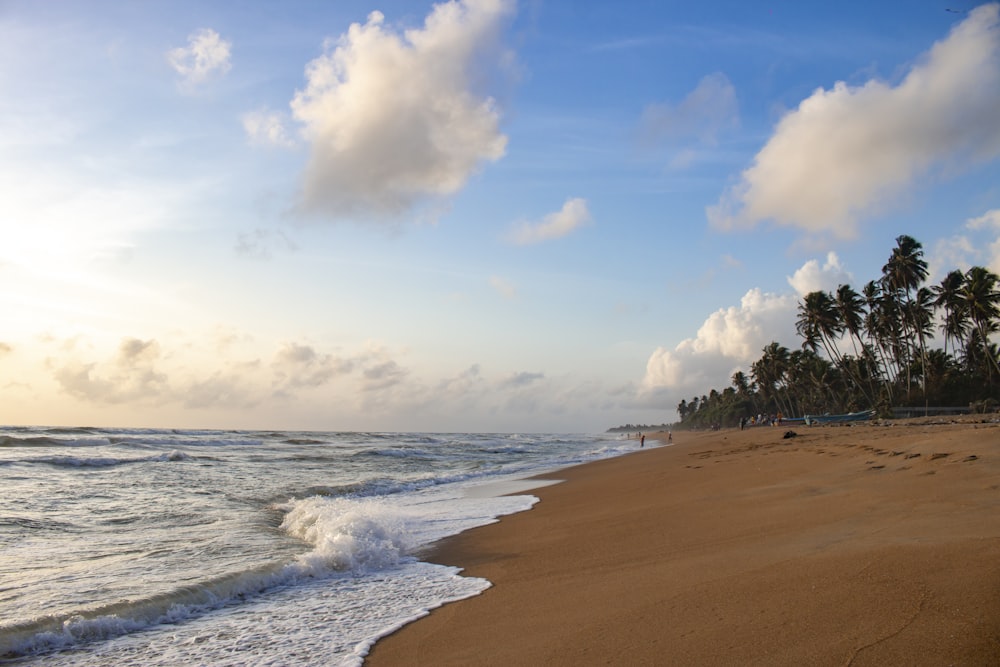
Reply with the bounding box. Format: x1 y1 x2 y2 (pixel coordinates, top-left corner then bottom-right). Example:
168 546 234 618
280 496 413 573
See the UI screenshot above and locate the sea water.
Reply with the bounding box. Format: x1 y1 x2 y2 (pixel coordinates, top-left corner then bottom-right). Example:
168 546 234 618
0 427 638 665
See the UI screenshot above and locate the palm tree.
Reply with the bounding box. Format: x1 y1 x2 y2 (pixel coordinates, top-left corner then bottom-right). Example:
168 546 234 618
833 285 866 354
731 370 751 396
787 348 839 414
920 348 958 405
796 291 843 360
960 266 1000 385
834 283 881 404
752 342 794 417
905 286 936 401
881 235 929 395
797 289 877 408
933 269 971 357
862 279 899 401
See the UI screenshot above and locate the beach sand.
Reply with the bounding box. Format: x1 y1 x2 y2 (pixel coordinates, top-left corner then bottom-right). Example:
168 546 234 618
365 419 1000 666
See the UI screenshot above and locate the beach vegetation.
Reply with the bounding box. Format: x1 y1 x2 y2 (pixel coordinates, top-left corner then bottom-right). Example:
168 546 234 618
675 235 1000 429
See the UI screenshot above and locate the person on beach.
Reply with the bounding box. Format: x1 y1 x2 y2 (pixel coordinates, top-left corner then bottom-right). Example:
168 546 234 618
640 434 645 448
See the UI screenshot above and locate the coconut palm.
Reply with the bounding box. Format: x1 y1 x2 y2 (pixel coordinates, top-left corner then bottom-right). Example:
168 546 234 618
933 269 971 357
862 279 900 401
834 284 867 357
960 266 1000 384
796 291 847 370
904 286 936 400
881 235 929 394
752 342 794 417
834 283 881 404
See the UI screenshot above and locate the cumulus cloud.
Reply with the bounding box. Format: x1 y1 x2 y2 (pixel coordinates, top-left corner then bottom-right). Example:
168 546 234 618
361 360 409 391
640 254 857 401
639 72 739 147
786 251 853 296
643 288 799 394
967 208 1000 230
53 337 168 404
508 198 591 245
272 342 353 391
708 4 1000 238
290 0 513 221
167 28 232 89
242 109 295 147
931 207 1000 276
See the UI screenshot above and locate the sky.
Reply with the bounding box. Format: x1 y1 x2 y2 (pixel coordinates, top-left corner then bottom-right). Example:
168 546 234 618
1 0 999 433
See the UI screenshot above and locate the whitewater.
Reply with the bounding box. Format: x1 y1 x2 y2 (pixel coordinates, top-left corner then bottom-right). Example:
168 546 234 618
0 426 638 665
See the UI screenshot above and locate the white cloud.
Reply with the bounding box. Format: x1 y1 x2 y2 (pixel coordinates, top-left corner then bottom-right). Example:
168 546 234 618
709 4 1000 238
927 208 1000 278
508 198 591 245
642 287 799 402
640 72 739 146
167 28 232 89
53 337 168 404
786 251 853 296
641 255 853 400
968 209 1000 272
289 0 513 221
272 342 353 391
967 208 1000 230
242 109 295 147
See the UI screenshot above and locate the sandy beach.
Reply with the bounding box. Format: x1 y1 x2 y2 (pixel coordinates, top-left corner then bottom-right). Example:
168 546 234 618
366 418 1000 666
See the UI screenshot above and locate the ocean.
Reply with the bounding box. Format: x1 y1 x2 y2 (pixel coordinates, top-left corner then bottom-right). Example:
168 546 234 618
0 426 638 665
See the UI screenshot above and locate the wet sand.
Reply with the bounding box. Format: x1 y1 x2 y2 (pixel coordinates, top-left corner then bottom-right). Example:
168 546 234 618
366 418 1000 666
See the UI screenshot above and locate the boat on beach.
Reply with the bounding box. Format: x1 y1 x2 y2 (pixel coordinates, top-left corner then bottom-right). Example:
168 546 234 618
802 409 875 426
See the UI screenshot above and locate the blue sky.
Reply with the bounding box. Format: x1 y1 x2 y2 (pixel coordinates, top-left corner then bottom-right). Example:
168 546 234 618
1 0 999 432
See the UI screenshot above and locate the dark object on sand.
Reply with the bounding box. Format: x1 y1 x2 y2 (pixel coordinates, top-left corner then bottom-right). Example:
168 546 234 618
783 431 798 439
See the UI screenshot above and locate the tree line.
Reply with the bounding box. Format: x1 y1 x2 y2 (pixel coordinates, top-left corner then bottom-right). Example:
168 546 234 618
677 235 1000 430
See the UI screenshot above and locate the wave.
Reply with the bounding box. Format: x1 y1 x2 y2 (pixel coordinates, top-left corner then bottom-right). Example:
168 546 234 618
296 468 496 500
0 435 112 448
0 496 414 661
0 565 295 660
0 516 81 532
16 450 193 469
359 447 435 459
279 495 412 571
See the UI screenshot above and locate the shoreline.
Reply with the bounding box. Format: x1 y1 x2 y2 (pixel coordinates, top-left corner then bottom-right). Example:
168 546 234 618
366 419 1000 666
